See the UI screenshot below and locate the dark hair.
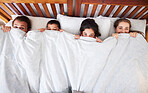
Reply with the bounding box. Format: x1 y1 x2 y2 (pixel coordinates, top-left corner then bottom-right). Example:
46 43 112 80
80 18 101 37
46 20 61 29
12 16 31 32
114 18 131 29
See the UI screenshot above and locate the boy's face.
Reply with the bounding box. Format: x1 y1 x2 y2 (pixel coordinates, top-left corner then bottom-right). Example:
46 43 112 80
13 20 28 32
81 28 95 38
115 22 130 33
47 24 59 31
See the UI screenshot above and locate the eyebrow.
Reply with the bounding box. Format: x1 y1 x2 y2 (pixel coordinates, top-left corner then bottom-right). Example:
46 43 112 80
14 24 25 26
21 25 25 27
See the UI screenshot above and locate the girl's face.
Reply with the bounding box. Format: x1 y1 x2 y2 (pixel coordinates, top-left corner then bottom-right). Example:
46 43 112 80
115 22 130 33
47 24 59 31
13 20 28 32
81 28 95 38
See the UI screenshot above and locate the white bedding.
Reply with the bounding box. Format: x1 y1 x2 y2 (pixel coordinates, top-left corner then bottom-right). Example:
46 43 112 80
93 34 148 93
0 28 30 93
0 28 148 93
56 32 117 92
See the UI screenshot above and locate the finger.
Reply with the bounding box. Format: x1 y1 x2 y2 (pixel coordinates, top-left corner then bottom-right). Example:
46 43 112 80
99 40 103 43
112 33 115 36
115 35 118 39
8 28 11 31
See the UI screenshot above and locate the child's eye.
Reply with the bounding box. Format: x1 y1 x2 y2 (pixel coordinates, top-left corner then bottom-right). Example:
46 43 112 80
19 27 25 30
84 33 87 36
89 34 94 37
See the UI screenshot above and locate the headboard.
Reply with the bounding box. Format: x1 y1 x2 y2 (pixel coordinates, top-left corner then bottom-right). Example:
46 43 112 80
0 0 148 41
0 0 73 22
75 0 147 18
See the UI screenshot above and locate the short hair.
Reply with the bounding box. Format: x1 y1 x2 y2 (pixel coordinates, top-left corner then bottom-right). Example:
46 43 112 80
114 18 131 29
12 16 31 32
80 18 101 37
46 20 61 29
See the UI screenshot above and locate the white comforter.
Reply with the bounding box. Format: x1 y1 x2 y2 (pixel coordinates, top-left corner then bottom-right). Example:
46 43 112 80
93 34 148 93
0 28 30 93
0 28 147 93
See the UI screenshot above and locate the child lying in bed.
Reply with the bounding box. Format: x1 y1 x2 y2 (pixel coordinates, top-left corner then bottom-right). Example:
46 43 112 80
75 18 102 43
112 18 144 39
38 20 63 32
2 16 31 33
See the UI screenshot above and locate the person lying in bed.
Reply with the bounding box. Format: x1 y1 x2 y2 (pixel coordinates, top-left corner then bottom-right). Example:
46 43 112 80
38 20 63 32
75 18 103 43
112 18 144 39
1 16 31 33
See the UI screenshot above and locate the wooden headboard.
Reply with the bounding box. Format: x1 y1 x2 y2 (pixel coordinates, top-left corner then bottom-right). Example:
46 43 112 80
0 0 148 41
75 0 148 18
0 0 73 22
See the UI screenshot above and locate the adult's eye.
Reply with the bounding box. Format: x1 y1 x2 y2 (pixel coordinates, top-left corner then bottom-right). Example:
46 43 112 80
14 26 18 28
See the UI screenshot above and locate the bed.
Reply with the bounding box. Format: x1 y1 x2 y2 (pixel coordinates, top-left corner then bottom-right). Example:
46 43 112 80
0 0 148 41
0 0 148 93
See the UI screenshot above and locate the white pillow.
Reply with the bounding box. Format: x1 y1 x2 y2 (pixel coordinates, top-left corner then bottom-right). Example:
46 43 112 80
98 16 146 36
57 14 111 40
129 18 146 35
6 15 55 30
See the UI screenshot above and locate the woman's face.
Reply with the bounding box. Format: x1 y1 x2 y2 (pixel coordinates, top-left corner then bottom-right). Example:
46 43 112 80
81 28 95 38
13 20 28 32
115 22 130 33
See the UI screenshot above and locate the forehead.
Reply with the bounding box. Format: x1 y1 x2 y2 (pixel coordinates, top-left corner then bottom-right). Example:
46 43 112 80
13 20 27 26
47 24 58 27
83 28 95 33
118 22 130 27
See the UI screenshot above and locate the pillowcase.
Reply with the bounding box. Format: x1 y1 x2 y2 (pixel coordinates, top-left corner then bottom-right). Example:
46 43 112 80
57 14 111 40
98 16 146 36
6 15 55 30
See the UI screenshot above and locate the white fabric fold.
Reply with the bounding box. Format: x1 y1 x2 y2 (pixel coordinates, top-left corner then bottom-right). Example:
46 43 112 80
56 31 117 93
93 34 148 93
0 28 30 93
0 29 147 93
39 31 69 93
